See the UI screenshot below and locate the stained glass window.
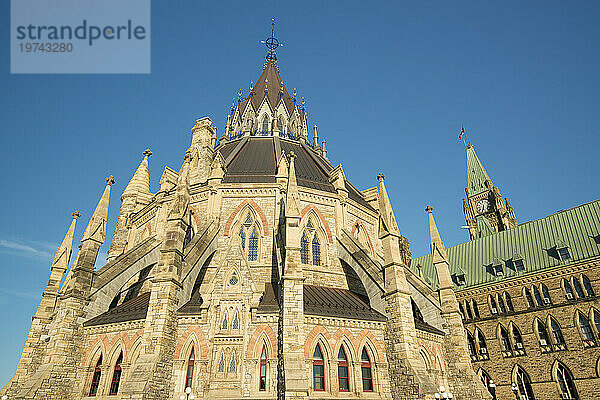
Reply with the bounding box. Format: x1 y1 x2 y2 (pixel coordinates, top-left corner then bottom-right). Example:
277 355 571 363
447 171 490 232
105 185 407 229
312 235 321 266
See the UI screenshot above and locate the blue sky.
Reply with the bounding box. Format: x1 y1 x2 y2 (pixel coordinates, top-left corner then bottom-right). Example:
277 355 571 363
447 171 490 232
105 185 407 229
1 0 599 385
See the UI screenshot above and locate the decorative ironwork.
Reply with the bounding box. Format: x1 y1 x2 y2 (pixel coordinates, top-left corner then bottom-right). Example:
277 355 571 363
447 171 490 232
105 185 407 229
261 18 283 63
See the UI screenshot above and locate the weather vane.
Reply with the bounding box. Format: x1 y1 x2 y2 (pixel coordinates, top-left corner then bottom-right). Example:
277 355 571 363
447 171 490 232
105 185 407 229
261 18 283 63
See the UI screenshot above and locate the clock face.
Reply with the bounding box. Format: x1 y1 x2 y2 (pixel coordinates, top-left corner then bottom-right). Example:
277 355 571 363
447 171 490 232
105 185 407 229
477 199 490 213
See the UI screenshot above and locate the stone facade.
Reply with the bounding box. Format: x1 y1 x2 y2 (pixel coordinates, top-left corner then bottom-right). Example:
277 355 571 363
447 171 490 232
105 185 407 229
1 56 487 400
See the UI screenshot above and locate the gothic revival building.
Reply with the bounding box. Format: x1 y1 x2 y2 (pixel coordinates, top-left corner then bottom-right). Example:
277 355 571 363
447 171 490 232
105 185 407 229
0 36 489 400
413 144 600 400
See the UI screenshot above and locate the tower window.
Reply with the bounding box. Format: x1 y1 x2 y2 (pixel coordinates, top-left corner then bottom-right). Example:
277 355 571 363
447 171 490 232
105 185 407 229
232 311 239 330
556 363 579 400
515 367 535 400
185 348 195 389
229 351 237 373
221 311 228 330
259 345 267 391
217 351 225 373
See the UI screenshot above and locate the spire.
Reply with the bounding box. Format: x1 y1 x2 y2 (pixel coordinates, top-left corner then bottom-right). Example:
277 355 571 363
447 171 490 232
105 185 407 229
81 176 114 244
260 18 283 63
466 143 492 196
53 211 80 267
377 173 401 236
285 151 300 218
426 205 449 266
321 140 327 160
313 125 320 149
122 149 151 199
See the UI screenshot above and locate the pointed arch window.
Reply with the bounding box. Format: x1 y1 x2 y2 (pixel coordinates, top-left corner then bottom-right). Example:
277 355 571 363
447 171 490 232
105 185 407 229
477 329 488 356
221 311 228 330
563 278 575 299
467 332 477 357
500 325 512 353
541 284 552 305
512 325 524 351
536 319 551 347
465 301 474 320
185 348 195 389
496 293 507 314
578 312 595 342
556 363 579 399
232 311 239 330
238 211 261 262
515 367 535 400
573 277 585 298
550 317 566 347
533 286 544 307
217 351 225 373
472 300 480 318
361 347 374 392
277 116 284 133
109 352 123 395
337 346 350 392
229 351 237 373
313 344 325 391
229 272 239 286
312 235 321 266
489 295 498 314
301 231 310 264
505 292 515 312
583 275 594 297
524 288 535 308
593 310 600 337
479 369 497 400
259 345 267 391
459 302 466 320
89 355 102 396
261 115 269 132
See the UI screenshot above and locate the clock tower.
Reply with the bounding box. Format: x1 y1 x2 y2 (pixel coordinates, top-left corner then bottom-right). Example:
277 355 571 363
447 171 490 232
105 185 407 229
462 142 517 240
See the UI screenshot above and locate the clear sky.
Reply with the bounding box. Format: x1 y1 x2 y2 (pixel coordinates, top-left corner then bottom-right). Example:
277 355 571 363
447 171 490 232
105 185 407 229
1 0 599 385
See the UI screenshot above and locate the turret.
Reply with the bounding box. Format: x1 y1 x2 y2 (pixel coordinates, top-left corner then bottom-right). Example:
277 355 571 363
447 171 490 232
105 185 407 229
190 117 217 183
313 125 320 149
107 150 152 261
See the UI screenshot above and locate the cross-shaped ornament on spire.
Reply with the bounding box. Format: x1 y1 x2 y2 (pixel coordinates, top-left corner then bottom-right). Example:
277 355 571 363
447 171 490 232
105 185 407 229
261 18 283 63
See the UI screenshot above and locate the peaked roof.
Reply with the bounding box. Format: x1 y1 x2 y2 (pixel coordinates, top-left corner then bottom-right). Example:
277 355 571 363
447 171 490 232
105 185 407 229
412 199 600 290
237 61 300 117
466 144 492 196
123 151 151 198
84 292 150 326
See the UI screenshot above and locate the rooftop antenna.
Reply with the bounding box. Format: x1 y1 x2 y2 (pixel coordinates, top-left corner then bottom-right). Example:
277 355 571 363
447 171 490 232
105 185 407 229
261 18 283 63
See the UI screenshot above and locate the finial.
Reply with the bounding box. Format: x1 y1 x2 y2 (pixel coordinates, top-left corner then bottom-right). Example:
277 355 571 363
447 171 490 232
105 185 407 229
293 88 297 103
143 149 152 157
72 211 81 219
106 175 115 185
238 89 242 103
288 151 296 160
425 205 434 214
250 80 253 90
377 172 385 182
260 18 283 63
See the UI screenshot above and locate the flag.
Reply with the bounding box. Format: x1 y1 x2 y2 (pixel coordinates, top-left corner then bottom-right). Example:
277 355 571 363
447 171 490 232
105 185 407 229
459 125 465 140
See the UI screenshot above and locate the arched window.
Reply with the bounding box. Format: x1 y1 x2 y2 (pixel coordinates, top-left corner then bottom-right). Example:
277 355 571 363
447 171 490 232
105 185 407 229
361 347 374 392
505 292 514 312
313 344 325 391
221 311 228 330
479 369 497 400
497 294 507 314
467 332 476 357
301 231 310 264
217 351 225 373
489 295 498 314
477 329 488 354
533 286 544 307
472 300 481 318
465 301 474 320
550 317 566 346
229 351 236 373
232 311 239 330
89 355 102 396
337 346 350 392
500 325 512 352
535 319 550 347
593 310 600 337
459 302 466 320
512 325 524 350
238 211 261 262
555 363 579 400
578 312 595 342
109 352 123 395
248 228 259 261
277 116 284 133
515 367 535 400
583 275 594 297
524 288 535 308
261 115 269 132
312 235 321 266
541 284 551 305
563 278 575 299
185 348 195 390
259 345 267 391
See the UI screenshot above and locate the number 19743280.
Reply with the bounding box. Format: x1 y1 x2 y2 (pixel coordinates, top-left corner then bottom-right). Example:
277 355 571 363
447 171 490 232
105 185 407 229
19 42 73 52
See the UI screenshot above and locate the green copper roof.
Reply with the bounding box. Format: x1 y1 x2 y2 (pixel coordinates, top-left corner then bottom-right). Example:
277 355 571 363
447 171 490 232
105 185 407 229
411 199 600 290
466 144 492 196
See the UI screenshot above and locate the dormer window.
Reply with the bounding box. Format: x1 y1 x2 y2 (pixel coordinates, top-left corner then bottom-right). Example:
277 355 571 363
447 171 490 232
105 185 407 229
492 264 504 277
513 258 525 272
558 247 571 261
455 273 466 286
